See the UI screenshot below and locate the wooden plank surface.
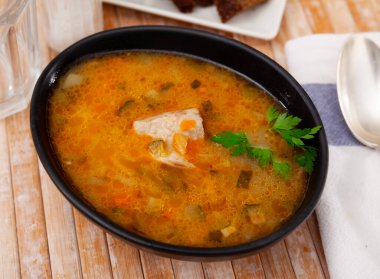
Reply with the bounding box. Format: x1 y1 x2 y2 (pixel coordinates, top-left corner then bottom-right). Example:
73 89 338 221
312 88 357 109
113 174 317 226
39 166 83 279
0 120 20 279
73 211 113 279
171 260 206 279
106 234 144 279
1 0 379 278
6 111 51 279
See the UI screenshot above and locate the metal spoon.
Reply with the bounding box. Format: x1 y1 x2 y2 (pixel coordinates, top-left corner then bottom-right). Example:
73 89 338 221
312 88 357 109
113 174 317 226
337 36 380 149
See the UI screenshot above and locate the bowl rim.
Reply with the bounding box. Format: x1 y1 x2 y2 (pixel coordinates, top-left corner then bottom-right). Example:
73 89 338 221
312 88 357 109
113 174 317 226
30 25 328 259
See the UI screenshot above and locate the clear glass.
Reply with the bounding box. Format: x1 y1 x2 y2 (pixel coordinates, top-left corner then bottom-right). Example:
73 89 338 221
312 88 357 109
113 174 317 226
0 0 40 119
43 0 103 52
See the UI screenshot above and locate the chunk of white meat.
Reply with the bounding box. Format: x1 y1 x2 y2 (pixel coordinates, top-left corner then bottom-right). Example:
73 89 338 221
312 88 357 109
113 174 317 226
133 108 204 168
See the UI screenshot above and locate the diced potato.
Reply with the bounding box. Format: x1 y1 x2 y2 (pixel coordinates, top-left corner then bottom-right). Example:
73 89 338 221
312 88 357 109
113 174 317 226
220 226 237 238
145 89 159 100
245 204 266 225
248 212 266 225
146 197 164 214
173 133 188 155
184 205 205 221
62 73 83 89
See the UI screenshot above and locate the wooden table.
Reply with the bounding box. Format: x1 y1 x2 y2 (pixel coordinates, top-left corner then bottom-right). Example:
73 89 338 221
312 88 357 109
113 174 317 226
1 1 379 278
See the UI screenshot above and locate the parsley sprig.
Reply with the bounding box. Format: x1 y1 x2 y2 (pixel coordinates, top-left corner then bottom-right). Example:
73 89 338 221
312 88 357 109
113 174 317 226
211 131 290 177
267 107 321 173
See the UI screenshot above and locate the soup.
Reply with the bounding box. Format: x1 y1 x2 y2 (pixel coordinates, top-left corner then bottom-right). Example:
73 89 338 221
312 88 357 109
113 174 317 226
48 52 307 247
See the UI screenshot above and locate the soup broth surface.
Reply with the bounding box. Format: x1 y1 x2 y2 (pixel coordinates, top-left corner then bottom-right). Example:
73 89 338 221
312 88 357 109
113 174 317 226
49 51 307 247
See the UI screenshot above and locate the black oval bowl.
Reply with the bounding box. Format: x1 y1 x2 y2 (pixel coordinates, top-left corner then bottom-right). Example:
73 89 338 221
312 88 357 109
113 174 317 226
30 26 328 261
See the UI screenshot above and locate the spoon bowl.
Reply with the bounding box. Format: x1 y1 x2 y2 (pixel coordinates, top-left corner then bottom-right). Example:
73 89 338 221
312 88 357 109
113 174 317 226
337 37 380 149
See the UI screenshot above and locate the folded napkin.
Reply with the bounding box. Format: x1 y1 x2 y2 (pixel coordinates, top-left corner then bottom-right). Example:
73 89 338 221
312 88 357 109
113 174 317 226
285 33 380 279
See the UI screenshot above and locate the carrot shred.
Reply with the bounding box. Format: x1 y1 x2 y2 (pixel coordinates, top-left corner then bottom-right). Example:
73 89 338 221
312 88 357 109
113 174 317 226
180 119 196 131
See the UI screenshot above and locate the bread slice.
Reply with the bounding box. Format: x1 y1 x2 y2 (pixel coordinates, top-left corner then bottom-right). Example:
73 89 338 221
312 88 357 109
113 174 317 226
172 0 195 13
215 0 268 22
195 0 214 6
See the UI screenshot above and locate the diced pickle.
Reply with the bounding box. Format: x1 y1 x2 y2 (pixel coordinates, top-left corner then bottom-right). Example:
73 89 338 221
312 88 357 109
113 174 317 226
184 205 205 221
118 99 134 115
201 100 213 112
148 140 167 157
191 79 201 89
236 170 253 188
208 230 223 242
159 82 174 93
243 83 260 98
111 207 124 214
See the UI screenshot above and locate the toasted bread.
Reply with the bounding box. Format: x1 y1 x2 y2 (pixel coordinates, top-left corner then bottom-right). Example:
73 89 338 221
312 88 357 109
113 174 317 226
215 0 267 22
195 0 214 6
172 0 195 13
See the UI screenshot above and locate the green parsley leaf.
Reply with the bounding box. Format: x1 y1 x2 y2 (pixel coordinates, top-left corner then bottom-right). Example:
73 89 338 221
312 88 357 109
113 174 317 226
295 146 317 174
267 106 281 123
272 113 302 131
210 131 248 148
273 160 291 178
230 143 247 156
211 131 289 177
247 147 273 166
210 131 250 156
268 107 322 173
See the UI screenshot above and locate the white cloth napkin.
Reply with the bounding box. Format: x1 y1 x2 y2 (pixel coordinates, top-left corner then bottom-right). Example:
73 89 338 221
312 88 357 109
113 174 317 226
285 33 380 279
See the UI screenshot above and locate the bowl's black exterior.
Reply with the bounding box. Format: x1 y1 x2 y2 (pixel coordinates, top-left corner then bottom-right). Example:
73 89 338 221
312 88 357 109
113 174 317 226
30 26 328 261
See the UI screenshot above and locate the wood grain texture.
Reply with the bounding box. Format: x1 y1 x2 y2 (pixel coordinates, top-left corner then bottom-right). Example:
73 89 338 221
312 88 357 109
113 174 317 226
172 260 206 279
0 120 20 279
300 0 334 33
367 0 380 17
307 214 330 279
285 223 325 279
39 166 82 279
202 261 236 279
284 0 313 38
321 0 358 32
3 0 377 277
271 0 312 66
140 251 175 279
232 255 265 279
259 241 295 279
6 111 51 279
103 4 120 30
73 210 113 279
107 234 144 279
233 35 273 58
347 0 380 31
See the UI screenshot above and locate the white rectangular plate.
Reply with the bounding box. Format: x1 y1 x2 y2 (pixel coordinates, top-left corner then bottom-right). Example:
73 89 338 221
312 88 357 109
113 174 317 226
103 0 287 40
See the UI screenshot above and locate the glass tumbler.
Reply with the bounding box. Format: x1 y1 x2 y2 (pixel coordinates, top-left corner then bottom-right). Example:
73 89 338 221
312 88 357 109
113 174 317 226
0 0 40 119
43 0 103 52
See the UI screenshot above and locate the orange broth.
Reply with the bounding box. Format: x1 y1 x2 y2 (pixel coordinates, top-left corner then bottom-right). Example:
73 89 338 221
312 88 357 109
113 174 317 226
48 52 307 247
